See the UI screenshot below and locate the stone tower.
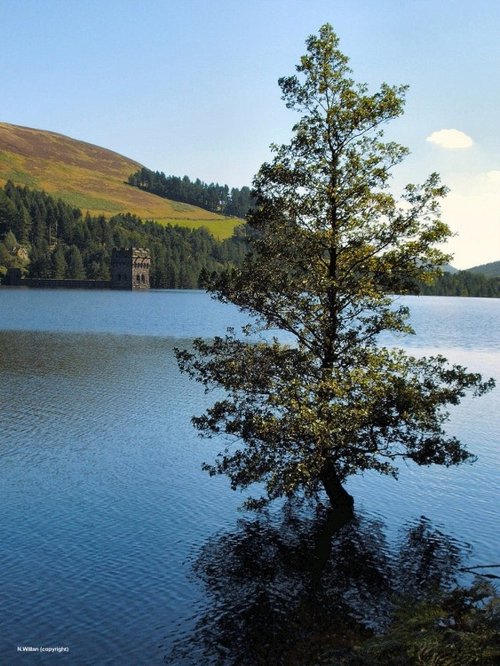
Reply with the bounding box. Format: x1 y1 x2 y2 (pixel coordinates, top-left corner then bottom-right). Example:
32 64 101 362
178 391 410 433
110 248 151 290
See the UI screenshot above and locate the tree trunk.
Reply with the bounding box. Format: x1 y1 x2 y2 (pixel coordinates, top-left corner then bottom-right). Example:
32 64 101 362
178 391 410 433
311 506 354 586
320 461 354 510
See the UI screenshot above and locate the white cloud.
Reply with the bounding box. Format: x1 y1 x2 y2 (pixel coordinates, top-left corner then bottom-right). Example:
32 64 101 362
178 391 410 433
426 129 474 149
486 170 500 183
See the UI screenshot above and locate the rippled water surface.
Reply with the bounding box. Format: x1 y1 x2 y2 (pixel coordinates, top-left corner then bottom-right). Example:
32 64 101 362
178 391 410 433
0 290 499 664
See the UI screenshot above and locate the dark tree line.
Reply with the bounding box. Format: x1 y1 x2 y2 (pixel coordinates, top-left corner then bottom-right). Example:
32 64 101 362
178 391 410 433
127 167 254 218
419 271 500 298
0 182 247 288
1 180 498 296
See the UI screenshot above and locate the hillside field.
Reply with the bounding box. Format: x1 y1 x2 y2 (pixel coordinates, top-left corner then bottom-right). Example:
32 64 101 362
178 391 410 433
0 122 240 239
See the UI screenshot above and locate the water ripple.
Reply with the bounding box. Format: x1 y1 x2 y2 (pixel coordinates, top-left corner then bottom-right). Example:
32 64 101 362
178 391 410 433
0 294 499 664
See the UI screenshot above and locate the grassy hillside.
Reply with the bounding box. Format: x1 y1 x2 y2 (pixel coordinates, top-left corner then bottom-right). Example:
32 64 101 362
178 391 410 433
465 260 500 278
0 122 240 239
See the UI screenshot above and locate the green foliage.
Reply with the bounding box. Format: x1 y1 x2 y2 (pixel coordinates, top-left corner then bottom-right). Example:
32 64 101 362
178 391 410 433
0 226 29 275
128 167 255 218
0 189 22 238
52 244 67 279
3 230 17 251
176 24 494 509
349 580 500 665
66 245 86 279
0 242 11 271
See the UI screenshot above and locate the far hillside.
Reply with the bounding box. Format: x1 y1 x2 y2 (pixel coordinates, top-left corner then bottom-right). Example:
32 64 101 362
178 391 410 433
0 122 240 239
465 260 500 278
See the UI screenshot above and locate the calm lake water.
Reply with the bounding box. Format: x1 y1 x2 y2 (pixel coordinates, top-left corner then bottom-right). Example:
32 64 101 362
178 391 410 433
0 289 499 664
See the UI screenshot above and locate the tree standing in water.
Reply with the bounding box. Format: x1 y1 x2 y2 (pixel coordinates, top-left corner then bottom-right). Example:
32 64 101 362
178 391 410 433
176 24 494 511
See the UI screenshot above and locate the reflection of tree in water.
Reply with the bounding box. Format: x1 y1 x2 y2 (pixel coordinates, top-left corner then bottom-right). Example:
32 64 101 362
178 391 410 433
166 500 469 665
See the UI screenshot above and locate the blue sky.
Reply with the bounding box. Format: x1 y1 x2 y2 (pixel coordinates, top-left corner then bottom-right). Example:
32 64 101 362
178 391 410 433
2 0 499 268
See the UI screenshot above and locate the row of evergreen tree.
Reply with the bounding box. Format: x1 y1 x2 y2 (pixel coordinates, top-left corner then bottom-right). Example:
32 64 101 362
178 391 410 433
1 180 499 297
0 181 247 288
420 271 500 298
127 167 254 218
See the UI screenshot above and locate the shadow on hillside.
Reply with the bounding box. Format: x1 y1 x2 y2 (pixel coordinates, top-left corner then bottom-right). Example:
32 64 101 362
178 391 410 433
164 499 468 665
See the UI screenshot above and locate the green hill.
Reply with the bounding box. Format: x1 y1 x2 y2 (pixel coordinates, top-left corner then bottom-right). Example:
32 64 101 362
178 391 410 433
0 122 240 239
465 260 500 278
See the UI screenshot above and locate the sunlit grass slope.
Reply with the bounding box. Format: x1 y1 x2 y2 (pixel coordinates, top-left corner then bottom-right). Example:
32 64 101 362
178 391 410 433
0 122 240 239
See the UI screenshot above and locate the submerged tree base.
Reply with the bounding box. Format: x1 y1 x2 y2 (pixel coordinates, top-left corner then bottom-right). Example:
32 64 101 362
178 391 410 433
321 462 355 510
